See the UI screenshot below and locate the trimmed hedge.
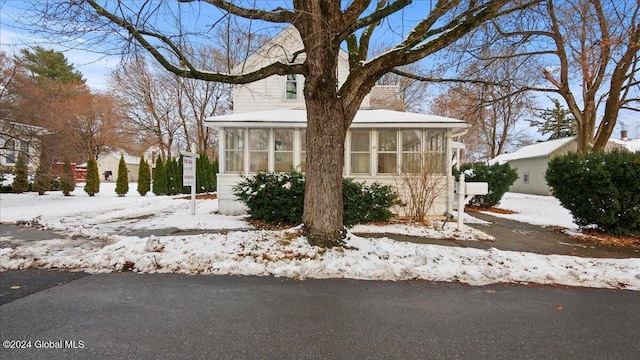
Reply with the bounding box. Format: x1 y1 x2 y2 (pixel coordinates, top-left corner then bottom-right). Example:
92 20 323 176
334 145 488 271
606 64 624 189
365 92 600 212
232 171 398 227
453 162 518 208
546 150 640 236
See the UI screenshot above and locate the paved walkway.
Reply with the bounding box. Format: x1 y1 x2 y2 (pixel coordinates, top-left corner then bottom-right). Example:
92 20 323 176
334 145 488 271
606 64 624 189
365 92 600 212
367 212 640 259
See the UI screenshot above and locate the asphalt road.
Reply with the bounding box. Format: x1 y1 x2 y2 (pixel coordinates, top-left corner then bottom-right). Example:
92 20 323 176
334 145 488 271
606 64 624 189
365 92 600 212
1 272 639 359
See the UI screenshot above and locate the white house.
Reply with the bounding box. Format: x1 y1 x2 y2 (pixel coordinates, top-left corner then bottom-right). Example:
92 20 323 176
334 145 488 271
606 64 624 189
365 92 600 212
206 27 469 218
491 132 640 196
0 119 49 172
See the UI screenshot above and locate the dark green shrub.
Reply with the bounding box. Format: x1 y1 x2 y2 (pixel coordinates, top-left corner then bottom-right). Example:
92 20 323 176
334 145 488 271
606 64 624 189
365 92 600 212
33 148 51 195
166 157 180 195
546 150 640 236
115 154 129 196
152 155 167 195
233 171 306 225
12 153 30 193
342 178 398 226
453 162 518 208
59 160 75 196
84 156 100 196
233 171 398 226
137 157 151 196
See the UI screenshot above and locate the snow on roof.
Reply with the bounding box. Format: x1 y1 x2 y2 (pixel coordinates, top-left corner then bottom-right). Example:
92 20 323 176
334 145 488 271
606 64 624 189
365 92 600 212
206 108 467 129
489 136 577 164
608 138 640 153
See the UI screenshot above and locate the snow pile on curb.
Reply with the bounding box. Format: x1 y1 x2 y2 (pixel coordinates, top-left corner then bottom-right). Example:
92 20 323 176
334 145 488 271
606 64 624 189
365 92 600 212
2 229 638 290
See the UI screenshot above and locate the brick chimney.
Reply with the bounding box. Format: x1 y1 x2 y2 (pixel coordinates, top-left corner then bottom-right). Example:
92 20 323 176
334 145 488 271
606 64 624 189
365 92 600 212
621 130 628 141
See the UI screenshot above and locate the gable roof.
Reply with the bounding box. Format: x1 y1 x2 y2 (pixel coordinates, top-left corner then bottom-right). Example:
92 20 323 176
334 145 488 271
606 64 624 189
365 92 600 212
607 138 640 153
233 25 349 74
490 136 577 164
206 108 467 129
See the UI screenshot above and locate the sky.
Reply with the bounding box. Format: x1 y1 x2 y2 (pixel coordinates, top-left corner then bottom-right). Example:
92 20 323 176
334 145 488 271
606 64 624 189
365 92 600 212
0 0 637 140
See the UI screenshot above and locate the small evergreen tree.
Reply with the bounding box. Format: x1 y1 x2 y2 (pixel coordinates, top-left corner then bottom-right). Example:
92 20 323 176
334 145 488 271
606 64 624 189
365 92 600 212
33 147 51 195
115 154 129 196
60 159 75 196
152 155 167 195
12 153 29 193
84 156 100 196
137 156 151 196
165 157 177 195
528 97 577 140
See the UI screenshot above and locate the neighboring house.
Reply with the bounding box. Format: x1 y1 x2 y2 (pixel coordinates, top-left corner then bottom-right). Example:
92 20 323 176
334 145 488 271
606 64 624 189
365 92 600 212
95 152 141 182
206 27 469 217
490 131 640 196
0 119 49 172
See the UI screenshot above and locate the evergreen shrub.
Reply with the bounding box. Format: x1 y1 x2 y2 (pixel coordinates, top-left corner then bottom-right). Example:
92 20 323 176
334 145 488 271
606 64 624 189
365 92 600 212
233 171 398 226
12 153 30 193
137 157 151 196
84 156 100 196
115 154 129 196
546 150 640 236
453 162 518 208
152 155 167 195
60 160 76 196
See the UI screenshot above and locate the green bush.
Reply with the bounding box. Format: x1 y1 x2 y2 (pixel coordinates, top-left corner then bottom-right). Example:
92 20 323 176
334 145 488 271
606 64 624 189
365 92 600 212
137 157 151 196
453 162 518 208
59 160 75 196
546 150 640 236
12 153 30 193
342 178 397 226
84 156 100 196
233 171 398 227
33 148 51 195
115 154 129 196
152 155 167 195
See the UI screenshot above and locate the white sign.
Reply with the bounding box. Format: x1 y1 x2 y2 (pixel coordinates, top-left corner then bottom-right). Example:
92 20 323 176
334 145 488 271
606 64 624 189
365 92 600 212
183 156 195 186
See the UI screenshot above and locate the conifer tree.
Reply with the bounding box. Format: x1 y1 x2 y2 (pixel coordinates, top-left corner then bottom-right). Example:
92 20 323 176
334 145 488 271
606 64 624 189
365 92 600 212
84 156 100 196
152 155 167 195
60 159 75 196
166 157 179 195
33 147 51 195
12 153 29 193
528 98 578 140
115 154 129 196
137 156 151 196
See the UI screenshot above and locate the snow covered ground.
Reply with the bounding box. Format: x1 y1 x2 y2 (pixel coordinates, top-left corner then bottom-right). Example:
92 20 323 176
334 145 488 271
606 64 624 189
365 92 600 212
1 184 638 290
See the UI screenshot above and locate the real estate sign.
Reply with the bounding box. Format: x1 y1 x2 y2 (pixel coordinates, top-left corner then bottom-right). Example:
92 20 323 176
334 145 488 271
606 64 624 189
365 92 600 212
183 156 195 186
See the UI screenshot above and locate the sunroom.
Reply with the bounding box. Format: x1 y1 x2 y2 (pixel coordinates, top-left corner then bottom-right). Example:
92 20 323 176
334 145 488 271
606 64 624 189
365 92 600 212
205 108 468 218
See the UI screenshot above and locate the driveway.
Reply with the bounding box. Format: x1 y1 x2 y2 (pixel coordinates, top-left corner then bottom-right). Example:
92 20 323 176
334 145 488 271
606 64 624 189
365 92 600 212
1 273 639 359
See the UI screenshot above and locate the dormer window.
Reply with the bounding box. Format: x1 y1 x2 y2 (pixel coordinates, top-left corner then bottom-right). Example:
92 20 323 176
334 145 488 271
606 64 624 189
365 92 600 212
286 74 298 100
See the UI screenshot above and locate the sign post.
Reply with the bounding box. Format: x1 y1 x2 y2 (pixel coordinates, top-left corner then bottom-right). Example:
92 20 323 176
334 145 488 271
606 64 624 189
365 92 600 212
181 151 199 215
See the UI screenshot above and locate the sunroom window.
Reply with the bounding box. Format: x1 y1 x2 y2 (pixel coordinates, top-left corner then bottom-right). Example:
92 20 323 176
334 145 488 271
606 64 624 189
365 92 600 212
377 129 398 174
401 129 422 173
249 129 269 172
224 129 244 172
274 128 294 171
350 129 370 174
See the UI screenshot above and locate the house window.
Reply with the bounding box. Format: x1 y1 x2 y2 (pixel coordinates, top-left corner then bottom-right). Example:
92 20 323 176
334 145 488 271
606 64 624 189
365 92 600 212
350 129 370 174
4 139 16 164
224 129 244 172
249 129 269 172
378 129 397 174
274 128 294 171
401 129 422 173
523 172 529 184
299 129 307 172
20 141 29 159
285 74 298 100
425 130 446 174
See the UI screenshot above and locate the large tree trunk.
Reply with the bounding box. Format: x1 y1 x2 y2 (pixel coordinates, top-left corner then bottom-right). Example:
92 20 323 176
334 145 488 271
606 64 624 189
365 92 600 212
303 98 347 247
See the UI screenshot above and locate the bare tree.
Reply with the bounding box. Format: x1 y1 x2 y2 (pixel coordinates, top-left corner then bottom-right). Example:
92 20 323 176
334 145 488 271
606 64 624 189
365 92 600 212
474 0 640 153
26 0 535 245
